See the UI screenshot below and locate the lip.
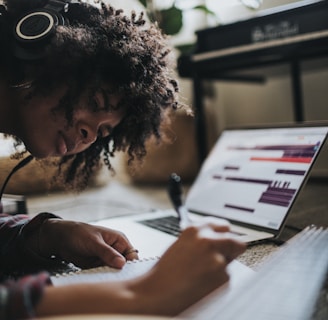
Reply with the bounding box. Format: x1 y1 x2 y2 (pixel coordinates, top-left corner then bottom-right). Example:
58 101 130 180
57 132 68 156
57 132 76 156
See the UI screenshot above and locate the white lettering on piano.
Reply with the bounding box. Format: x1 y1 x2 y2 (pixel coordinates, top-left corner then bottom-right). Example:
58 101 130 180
252 21 299 42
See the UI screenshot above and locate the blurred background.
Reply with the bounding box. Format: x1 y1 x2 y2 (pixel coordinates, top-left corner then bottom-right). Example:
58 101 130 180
1 0 327 216
109 0 328 183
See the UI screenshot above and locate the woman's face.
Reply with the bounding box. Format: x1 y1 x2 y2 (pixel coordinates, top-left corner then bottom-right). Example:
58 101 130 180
14 86 125 158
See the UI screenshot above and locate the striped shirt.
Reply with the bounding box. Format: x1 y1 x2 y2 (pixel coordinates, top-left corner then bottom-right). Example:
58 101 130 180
0 212 60 319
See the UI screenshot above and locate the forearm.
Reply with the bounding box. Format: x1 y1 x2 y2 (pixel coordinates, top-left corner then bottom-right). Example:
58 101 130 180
35 280 152 317
35 266 215 318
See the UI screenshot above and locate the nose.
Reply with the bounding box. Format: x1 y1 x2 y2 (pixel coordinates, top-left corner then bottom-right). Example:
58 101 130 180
79 123 97 145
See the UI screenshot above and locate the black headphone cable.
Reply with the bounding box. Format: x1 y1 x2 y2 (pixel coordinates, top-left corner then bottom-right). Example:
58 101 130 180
0 154 34 203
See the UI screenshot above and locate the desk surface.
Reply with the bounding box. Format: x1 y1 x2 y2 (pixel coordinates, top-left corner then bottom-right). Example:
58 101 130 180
26 176 328 319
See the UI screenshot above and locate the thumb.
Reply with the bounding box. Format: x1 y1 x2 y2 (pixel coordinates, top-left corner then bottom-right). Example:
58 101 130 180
95 242 126 269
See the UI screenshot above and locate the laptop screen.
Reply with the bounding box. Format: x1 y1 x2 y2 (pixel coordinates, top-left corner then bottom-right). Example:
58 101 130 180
185 124 328 231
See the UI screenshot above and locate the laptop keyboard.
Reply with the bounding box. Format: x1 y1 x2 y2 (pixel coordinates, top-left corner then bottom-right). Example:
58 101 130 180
138 215 246 238
138 216 181 236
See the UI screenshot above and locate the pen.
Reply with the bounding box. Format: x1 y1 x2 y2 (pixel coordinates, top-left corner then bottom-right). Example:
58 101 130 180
168 173 191 229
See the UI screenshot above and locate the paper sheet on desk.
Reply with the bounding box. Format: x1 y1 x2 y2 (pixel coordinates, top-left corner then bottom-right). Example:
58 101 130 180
179 260 256 318
179 227 328 320
51 258 254 292
226 259 255 288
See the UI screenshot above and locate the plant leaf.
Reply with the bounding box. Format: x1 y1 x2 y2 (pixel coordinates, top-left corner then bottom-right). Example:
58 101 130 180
192 5 216 17
159 6 183 35
137 0 147 7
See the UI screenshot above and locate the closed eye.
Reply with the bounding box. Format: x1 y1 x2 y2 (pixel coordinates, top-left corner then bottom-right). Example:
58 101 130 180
91 88 106 111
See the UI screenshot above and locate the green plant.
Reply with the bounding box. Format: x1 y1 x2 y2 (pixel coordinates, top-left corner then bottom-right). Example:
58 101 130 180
138 0 217 36
138 0 262 54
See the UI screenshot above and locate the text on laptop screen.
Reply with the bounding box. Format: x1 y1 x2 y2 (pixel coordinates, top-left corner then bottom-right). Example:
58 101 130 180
186 126 328 231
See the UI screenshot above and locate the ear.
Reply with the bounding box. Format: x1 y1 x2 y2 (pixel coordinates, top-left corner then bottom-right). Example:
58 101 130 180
12 0 70 60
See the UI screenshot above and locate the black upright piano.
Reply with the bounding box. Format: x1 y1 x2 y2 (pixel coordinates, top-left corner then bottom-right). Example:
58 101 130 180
178 0 328 163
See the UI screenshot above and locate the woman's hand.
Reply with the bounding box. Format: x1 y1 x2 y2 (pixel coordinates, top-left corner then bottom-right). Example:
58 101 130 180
129 222 246 315
39 219 139 268
36 221 246 318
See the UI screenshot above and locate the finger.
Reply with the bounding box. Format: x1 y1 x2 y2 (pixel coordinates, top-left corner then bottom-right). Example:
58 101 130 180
196 224 231 239
100 230 140 263
94 242 127 269
218 239 247 263
123 248 139 261
107 240 139 261
190 219 231 233
200 216 231 228
210 223 230 233
101 229 136 255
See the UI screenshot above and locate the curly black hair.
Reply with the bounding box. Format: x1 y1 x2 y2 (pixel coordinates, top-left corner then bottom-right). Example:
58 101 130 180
0 0 188 190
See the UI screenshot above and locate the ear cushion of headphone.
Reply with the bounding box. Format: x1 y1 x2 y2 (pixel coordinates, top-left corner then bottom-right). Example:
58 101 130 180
12 8 67 60
14 10 60 43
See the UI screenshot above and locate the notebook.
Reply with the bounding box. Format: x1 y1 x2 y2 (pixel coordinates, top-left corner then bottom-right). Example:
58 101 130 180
51 257 161 286
51 226 328 320
90 123 328 258
51 256 254 287
179 226 328 320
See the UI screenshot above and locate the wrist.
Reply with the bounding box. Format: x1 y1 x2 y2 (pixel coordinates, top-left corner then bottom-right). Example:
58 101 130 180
23 212 62 260
126 271 174 316
38 218 61 258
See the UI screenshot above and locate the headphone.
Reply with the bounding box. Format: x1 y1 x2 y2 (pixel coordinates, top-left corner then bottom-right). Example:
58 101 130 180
12 0 74 60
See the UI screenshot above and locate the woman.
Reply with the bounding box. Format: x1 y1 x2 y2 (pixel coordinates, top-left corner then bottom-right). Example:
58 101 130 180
0 0 246 319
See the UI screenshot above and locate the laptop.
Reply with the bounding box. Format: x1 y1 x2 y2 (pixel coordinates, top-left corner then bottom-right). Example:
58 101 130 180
92 123 328 258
